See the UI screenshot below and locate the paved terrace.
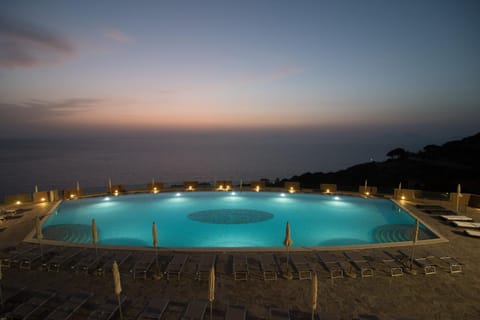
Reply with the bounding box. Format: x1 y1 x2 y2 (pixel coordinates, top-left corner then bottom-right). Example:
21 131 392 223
1 198 480 319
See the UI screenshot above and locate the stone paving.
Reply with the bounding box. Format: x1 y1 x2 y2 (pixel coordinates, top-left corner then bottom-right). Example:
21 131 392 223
1 200 480 319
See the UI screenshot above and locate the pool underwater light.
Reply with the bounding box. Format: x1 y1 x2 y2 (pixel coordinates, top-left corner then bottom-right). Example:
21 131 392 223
176 193 181 197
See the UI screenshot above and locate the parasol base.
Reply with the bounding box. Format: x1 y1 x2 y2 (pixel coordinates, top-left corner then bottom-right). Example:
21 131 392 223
283 272 294 280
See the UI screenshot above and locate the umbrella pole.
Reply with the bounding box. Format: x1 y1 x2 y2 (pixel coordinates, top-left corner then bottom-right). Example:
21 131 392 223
155 249 159 275
409 243 416 271
0 282 3 309
210 301 213 320
117 293 123 320
286 246 290 275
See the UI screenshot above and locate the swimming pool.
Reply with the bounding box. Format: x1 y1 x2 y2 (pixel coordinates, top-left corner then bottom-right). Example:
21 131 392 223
41 192 438 248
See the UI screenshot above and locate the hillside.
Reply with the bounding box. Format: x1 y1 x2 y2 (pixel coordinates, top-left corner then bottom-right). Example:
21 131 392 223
284 132 480 194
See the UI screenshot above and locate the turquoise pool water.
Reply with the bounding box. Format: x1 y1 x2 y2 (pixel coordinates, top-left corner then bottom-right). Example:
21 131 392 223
42 192 437 248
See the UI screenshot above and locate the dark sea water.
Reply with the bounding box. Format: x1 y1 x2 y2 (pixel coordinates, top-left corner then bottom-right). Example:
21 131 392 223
0 134 396 200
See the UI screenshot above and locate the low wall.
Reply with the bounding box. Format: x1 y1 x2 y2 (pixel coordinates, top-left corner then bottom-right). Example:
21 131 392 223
359 186 378 195
4 193 33 205
320 184 337 193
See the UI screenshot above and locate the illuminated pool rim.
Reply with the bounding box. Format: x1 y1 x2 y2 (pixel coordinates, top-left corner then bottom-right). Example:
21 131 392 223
37 191 444 250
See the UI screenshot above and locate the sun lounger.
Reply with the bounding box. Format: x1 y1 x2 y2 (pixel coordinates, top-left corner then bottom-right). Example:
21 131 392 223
371 250 403 277
414 257 437 275
464 229 480 238
71 250 106 274
181 299 208 320
233 255 248 281
290 254 313 280
316 251 344 279
165 253 189 280
225 305 247 320
1 244 38 268
259 254 278 281
438 255 462 274
18 248 53 270
132 252 156 280
426 248 463 274
87 295 126 320
137 297 169 320
0 286 26 306
45 291 93 320
47 247 84 272
344 251 374 277
415 205 444 210
399 250 436 275
269 307 290 320
7 289 57 320
195 253 216 280
96 250 131 276
424 209 456 215
451 221 480 228
440 215 472 221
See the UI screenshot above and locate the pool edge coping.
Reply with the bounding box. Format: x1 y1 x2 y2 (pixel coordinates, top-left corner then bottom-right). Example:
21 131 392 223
22 193 448 252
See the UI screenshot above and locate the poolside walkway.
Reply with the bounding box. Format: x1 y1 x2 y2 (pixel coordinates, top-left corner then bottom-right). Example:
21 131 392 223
1 200 480 319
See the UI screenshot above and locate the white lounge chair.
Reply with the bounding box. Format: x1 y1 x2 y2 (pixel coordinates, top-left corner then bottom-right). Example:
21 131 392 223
137 297 169 320
181 300 208 320
440 215 472 221
290 254 313 280
269 307 290 320
233 255 248 281
195 253 216 280
226 305 247 320
316 251 344 279
259 254 278 281
165 253 189 280
371 250 403 277
464 229 480 238
344 251 374 278
45 291 93 320
452 221 480 228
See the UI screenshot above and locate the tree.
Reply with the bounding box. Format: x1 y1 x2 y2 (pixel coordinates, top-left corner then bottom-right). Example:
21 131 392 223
386 147 407 159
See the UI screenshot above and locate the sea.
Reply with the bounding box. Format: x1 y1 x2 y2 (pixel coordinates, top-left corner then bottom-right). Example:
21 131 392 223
0 133 413 201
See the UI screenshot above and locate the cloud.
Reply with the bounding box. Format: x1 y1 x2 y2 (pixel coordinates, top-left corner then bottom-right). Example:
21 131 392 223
0 98 101 125
102 29 130 43
0 16 74 68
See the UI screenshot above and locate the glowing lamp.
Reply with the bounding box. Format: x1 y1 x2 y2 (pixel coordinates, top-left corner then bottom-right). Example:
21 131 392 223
188 185 193 191
114 190 119 196
289 187 295 194
41 197 46 202
16 200 21 205
226 185 230 191
401 195 406 200
70 194 75 199
255 185 260 192
326 189 330 194
218 185 224 190
366 192 370 196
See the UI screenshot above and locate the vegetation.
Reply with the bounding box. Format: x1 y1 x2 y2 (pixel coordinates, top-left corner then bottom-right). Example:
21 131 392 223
280 132 480 194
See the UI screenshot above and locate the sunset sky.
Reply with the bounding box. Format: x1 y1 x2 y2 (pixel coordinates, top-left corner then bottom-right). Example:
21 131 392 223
1 0 479 145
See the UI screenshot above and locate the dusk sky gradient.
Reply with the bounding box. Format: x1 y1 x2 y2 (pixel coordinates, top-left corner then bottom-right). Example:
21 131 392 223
1 0 479 148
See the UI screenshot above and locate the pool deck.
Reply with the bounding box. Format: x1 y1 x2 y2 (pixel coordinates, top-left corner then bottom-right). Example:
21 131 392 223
1 199 480 319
